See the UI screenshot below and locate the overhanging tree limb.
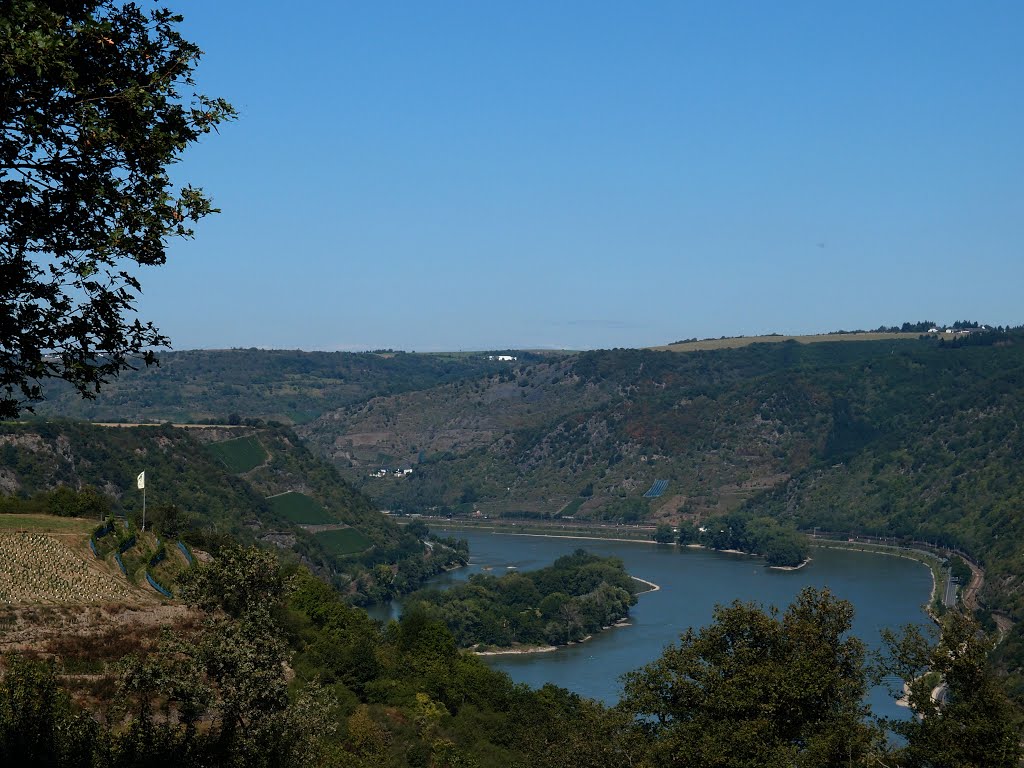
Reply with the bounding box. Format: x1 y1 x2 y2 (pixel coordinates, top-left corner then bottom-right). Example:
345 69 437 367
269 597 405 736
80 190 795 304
0 0 235 418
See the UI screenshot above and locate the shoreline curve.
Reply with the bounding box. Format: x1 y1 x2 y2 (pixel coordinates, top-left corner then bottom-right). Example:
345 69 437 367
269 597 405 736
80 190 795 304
632 575 661 593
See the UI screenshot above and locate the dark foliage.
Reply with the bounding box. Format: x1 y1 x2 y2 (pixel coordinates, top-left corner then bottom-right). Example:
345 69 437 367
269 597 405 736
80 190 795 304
0 1 234 418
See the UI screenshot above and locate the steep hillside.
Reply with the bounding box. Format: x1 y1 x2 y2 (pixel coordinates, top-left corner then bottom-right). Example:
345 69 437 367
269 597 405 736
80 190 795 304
301 339 921 518
746 347 1024 619
298 356 616 472
30 348 519 424
0 422 461 602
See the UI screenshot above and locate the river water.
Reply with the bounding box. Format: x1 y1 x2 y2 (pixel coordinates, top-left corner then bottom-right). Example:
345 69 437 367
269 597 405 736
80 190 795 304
375 529 933 720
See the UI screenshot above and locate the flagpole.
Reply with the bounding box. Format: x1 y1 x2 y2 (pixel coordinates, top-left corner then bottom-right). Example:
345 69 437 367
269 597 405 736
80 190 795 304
138 470 147 532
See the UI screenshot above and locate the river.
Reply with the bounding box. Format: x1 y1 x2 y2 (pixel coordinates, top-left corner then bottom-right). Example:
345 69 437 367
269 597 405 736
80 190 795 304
373 529 933 720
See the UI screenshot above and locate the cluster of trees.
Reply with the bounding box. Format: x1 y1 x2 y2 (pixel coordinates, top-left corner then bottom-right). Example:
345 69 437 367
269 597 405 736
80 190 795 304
866 320 940 333
670 514 809 567
406 550 638 648
0 484 109 519
3 547 1019 767
1 0 237 421
336 530 468 605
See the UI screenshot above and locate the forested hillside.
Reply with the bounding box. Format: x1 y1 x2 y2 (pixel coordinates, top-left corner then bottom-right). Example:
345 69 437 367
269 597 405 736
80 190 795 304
0 421 461 602
5 552 1014 768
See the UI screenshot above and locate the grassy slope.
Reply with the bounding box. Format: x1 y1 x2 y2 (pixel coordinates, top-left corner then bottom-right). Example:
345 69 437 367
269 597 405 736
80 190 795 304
268 492 333 524
0 514 95 533
314 527 372 555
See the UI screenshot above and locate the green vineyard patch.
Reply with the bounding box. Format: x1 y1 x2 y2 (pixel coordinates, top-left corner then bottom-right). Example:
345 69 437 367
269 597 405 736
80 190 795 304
207 435 268 473
314 527 372 555
268 491 334 524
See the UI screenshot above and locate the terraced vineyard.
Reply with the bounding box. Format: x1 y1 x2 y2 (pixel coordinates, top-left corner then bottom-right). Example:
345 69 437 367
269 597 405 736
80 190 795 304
643 479 669 498
0 532 140 604
314 527 372 556
269 491 333 524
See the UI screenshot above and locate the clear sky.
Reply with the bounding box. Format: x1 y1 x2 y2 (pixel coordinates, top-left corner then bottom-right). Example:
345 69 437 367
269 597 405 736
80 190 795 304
144 1 1024 351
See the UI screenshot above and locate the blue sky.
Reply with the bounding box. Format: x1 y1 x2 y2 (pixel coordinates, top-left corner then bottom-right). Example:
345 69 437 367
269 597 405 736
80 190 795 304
144 1 1024 351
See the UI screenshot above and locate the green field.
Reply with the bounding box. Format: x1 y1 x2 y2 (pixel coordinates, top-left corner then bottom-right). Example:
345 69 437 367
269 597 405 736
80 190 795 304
652 332 918 353
558 498 586 517
268 491 334 524
314 527 372 555
207 435 268 473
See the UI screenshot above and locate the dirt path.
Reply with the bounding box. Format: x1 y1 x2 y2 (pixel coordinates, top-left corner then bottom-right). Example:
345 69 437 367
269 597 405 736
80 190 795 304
961 558 984 613
954 557 1015 637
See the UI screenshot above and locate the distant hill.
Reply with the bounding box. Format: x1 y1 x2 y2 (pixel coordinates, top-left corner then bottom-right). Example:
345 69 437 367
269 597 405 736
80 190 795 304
20 329 1024 676
29 348 517 424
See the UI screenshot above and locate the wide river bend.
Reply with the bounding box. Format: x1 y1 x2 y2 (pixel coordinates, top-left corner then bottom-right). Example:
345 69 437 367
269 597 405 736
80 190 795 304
375 529 933 721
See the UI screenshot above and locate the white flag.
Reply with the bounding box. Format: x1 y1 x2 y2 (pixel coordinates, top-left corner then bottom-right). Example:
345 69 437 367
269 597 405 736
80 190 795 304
137 471 145 490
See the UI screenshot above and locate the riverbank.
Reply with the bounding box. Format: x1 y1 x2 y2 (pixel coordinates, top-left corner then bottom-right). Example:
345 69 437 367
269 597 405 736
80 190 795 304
433 523 943 592
769 557 811 571
471 618 634 656
472 643 558 656
428 527 929 715
434 525 810 569
631 575 661 593
428 519 657 543
481 530 660 545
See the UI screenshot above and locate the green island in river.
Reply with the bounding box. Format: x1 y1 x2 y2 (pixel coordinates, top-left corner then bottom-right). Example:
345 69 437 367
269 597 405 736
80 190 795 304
404 550 640 651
